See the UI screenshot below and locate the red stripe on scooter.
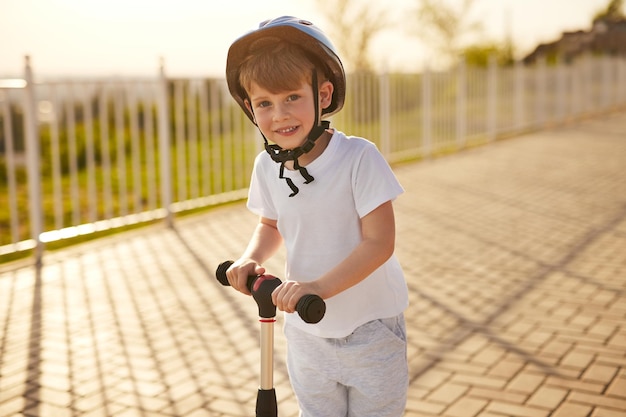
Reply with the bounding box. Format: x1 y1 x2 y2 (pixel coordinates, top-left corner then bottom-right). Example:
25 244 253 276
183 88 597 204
259 319 276 323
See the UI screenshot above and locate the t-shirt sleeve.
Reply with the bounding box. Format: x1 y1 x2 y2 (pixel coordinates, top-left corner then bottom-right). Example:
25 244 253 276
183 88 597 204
353 143 404 218
247 154 278 220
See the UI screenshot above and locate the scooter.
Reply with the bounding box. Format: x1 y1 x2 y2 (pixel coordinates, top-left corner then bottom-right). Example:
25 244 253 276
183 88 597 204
215 260 326 417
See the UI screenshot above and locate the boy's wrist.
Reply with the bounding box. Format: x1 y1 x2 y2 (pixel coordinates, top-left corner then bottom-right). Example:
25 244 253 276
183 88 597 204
309 278 332 300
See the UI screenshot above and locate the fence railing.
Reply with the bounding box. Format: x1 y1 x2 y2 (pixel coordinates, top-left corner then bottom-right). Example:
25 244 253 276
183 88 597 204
1 54 626 264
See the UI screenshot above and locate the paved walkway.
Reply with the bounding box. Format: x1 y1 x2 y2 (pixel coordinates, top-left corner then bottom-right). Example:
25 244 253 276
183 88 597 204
1 112 626 417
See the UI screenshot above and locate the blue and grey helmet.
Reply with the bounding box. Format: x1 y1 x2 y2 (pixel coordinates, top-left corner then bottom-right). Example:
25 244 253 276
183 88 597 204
226 16 346 123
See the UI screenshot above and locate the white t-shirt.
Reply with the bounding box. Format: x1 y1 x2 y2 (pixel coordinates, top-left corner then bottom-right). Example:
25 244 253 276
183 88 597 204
247 129 409 338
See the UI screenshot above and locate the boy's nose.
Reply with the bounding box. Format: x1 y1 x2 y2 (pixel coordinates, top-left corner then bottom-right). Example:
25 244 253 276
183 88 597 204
273 103 289 121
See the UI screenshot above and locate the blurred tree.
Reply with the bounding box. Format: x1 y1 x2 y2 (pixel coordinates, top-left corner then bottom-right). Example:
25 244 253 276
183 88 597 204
407 0 483 68
593 0 625 22
314 0 389 72
461 41 515 67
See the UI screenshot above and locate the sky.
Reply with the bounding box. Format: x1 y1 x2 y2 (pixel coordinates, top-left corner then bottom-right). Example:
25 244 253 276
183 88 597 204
0 0 613 79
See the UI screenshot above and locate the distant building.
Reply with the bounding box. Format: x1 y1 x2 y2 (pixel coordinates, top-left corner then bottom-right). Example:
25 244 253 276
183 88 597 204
523 18 626 64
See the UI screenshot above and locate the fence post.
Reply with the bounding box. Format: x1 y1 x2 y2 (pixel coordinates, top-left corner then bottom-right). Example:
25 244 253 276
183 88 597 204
601 55 611 110
456 57 466 149
487 55 497 141
157 58 173 227
570 58 580 118
621 57 626 107
422 64 432 157
535 56 546 128
379 71 391 158
23 56 44 265
514 59 525 130
555 58 566 123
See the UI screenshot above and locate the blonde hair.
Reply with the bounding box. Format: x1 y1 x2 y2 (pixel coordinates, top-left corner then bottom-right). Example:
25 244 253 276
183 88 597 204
238 37 327 94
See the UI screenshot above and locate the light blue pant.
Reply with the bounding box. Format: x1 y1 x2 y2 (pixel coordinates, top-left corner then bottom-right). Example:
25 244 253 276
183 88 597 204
284 314 408 417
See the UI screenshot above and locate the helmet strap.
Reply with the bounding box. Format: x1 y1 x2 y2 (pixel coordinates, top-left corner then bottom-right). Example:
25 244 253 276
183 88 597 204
260 69 331 197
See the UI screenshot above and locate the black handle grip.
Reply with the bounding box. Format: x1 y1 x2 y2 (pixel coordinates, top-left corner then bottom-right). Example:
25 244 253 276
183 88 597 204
215 260 233 286
215 260 325 323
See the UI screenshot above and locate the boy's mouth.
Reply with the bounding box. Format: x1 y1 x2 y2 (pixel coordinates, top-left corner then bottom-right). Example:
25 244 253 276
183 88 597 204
275 126 299 134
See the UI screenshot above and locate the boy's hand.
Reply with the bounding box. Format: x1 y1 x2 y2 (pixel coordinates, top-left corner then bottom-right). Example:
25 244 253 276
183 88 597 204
226 258 265 296
271 280 319 314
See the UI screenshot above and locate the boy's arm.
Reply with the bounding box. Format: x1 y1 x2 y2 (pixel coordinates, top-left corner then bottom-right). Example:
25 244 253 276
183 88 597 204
272 201 396 313
226 216 282 295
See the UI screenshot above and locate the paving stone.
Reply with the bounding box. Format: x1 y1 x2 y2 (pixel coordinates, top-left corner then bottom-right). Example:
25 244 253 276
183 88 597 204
560 349 596 369
568 391 626 410
486 354 526 379
582 362 619 385
592 408 626 417
427 383 468 405
525 386 568 410
606 375 626 398
485 400 549 417
443 397 488 417
506 372 545 394
551 402 594 417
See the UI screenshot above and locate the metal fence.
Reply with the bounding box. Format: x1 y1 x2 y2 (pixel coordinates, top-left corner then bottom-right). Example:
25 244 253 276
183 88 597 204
1 55 626 264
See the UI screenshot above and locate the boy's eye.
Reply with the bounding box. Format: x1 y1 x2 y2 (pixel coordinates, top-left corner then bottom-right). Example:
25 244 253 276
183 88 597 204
257 100 271 108
287 94 299 102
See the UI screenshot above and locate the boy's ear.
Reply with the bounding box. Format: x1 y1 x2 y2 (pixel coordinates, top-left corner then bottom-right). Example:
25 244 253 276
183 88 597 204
319 81 334 110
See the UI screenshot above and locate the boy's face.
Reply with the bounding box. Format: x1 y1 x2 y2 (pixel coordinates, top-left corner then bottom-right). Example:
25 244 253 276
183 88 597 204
245 80 333 150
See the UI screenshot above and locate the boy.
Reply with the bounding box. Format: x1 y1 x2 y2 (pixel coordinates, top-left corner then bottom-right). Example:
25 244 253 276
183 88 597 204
224 16 409 416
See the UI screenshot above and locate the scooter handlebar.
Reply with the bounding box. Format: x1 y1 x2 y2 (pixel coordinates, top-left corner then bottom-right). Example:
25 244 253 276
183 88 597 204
215 260 325 324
